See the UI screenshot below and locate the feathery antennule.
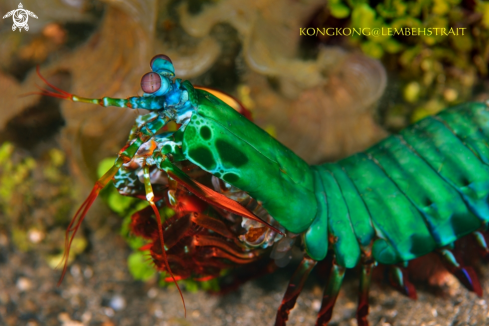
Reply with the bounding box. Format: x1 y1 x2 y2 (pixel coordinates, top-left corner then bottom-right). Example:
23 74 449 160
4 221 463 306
19 67 73 99
35 66 73 100
32 66 130 108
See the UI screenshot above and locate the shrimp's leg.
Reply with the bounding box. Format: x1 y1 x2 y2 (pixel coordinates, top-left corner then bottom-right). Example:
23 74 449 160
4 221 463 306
315 260 346 326
356 261 375 326
274 257 317 326
142 164 186 316
438 248 482 297
58 115 170 284
388 265 417 299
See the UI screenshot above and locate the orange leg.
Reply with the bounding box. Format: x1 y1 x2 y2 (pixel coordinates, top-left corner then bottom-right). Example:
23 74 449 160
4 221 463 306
142 164 186 316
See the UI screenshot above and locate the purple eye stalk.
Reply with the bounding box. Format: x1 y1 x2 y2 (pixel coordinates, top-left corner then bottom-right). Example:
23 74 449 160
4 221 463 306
150 54 174 75
140 54 175 96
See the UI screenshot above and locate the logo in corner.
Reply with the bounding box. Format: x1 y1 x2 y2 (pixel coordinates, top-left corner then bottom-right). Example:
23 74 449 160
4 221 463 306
2 3 38 32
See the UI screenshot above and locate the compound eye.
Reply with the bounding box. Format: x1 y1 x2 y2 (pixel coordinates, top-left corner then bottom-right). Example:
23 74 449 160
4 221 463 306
141 72 161 94
150 54 175 76
151 54 172 66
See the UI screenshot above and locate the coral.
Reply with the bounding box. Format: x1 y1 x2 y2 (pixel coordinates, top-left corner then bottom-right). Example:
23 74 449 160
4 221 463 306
322 0 489 128
249 48 387 163
178 0 387 163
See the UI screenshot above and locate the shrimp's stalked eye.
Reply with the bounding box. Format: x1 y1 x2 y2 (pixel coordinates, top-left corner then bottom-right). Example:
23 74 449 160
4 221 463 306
150 54 175 76
151 54 172 65
141 72 161 94
141 72 170 96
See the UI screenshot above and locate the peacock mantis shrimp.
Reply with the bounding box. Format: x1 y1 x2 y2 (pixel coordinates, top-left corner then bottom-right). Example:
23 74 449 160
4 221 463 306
35 54 489 326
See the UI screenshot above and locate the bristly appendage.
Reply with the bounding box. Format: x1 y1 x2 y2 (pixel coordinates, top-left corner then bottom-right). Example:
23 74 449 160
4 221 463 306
33 66 187 314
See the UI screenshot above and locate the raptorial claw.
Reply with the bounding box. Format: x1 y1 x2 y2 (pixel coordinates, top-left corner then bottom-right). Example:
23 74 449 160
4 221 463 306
128 180 270 287
159 158 284 236
142 164 186 316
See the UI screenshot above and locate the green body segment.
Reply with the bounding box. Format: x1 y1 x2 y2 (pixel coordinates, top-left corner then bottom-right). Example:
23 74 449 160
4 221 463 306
322 163 375 248
366 135 480 247
400 116 489 223
313 166 360 267
338 153 437 264
436 102 489 165
309 102 489 266
304 170 329 261
180 84 317 234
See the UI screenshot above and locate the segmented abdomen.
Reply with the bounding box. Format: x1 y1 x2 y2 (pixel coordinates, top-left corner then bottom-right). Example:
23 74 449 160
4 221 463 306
313 102 489 267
